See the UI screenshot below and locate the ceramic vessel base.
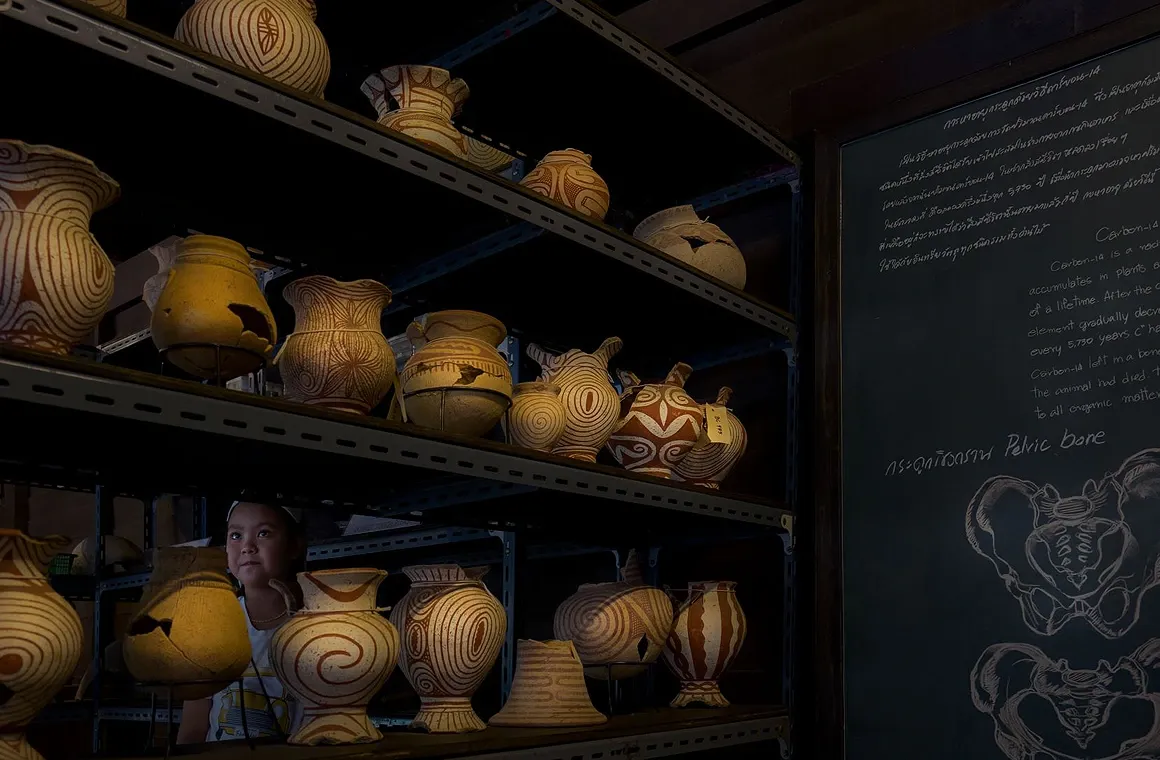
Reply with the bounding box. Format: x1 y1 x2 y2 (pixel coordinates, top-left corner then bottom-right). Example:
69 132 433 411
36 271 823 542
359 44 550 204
0 333 69 356
412 697 485 733
554 447 598 463
670 680 730 708
289 708 382 745
630 466 673 479
0 732 40 760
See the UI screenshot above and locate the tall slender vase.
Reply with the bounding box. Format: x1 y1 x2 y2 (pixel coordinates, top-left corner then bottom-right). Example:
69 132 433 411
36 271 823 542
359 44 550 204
0 531 84 760
271 569 399 745
664 581 747 708
526 337 623 462
389 565 506 733
0 141 119 355
276 276 395 414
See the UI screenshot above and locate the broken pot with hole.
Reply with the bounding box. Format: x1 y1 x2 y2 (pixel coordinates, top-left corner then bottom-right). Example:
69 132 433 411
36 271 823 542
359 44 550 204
122 547 250 700
150 234 278 381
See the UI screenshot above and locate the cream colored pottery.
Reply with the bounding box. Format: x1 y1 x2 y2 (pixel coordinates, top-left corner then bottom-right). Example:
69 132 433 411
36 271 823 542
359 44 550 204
83 0 126 16
508 382 566 452
270 569 399 745
553 551 673 680
122 547 250 700
0 141 119 355
150 234 278 380
390 564 506 733
69 535 144 575
275 276 395 415
633 205 746 289
520 149 610 220
142 237 181 313
607 363 704 479
527 337 622 462
362 65 470 161
673 387 749 489
176 0 330 97
400 310 512 437
0 531 84 760
664 581 747 707
488 640 607 727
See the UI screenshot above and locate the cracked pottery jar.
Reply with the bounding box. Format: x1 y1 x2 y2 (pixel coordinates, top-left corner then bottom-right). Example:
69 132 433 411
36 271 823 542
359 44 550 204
270 569 399 745
150 234 278 381
400 310 512 437
526 337 622 462
275 276 395 415
672 387 748 489
508 382 566 452
488 640 607 727
0 141 119 356
663 581 747 708
176 0 331 97
633 205 746 289
0 531 84 760
389 565 506 733
520 149 610 221
122 547 250 700
607 363 704 479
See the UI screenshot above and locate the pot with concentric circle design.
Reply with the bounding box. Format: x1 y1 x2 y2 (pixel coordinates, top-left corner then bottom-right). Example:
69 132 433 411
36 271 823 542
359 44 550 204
389 564 506 733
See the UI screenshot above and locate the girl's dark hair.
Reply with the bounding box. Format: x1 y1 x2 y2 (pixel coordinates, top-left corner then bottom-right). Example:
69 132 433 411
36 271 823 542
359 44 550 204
223 501 308 581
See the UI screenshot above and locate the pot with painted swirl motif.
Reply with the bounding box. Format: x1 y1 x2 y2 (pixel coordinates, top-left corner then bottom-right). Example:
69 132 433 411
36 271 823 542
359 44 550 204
526 337 623 462
270 569 399 745
390 564 505 733
519 149 610 220
607 363 704 479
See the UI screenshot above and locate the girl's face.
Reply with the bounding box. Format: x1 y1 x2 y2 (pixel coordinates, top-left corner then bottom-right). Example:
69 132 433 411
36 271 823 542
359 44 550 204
225 502 300 588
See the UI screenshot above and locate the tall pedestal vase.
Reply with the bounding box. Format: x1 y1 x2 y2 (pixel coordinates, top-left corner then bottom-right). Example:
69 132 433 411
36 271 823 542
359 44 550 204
664 581 747 707
389 565 505 733
0 531 84 760
271 569 399 745
0 141 119 355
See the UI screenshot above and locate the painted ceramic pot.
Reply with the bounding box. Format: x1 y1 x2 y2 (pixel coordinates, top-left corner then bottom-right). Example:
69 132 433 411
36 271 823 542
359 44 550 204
270 569 399 745
488 640 606 727
0 141 118 355
520 149 610 220
527 337 622 462
664 581 747 708
553 551 673 680
141 236 182 313
389 564 506 733
362 65 470 161
84 0 127 16
673 387 748 489
508 382 566 452
633 205 746 289
122 548 251 700
0 531 84 760
608 363 704 478
150 234 278 380
69 535 144 576
176 0 331 97
275 276 395 414
400 310 512 437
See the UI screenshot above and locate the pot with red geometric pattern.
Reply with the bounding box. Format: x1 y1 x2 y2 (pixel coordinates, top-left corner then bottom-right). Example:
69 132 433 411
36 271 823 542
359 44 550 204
663 581 747 708
606 363 704 479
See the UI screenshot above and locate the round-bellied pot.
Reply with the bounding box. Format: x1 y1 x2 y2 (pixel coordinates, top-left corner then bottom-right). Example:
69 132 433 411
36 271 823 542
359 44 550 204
633 205 746 289
663 581 747 708
672 387 749 489
526 337 622 462
607 363 704 479
508 382 566 452
519 149 610 220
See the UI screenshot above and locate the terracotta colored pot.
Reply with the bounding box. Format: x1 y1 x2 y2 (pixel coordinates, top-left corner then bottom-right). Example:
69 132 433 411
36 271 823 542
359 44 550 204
508 382 566 452
488 640 606 727
633 205 746 289
520 149 610 220
0 141 118 355
0 531 84 760
664 581 747 707
526 337 622 462
271 569 399 745
608 363 704 478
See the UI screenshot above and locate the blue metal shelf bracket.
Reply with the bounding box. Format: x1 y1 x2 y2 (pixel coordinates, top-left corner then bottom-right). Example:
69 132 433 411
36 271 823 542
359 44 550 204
491 530 518 701
690 167 799 213
430 2 558 70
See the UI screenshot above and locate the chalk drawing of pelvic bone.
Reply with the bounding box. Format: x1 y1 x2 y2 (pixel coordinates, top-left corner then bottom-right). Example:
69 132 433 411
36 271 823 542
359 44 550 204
966 449 1160 638
971 640 1160 760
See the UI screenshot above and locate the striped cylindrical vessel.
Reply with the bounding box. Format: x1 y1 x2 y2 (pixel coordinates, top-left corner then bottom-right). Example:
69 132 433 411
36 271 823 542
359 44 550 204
663 581 747 708
488 640 606 727
271 569 399 745
0 531 84 760
390 565 505 733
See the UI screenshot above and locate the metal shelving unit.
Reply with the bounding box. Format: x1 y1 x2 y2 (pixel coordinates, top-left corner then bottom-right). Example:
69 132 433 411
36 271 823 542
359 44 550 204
2 0 803 756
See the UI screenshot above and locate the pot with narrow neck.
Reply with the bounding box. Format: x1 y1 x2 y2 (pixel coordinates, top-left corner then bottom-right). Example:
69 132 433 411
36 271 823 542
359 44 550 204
270 569 399 745
664 581 747 708
607 362 704 478
526 337 622 462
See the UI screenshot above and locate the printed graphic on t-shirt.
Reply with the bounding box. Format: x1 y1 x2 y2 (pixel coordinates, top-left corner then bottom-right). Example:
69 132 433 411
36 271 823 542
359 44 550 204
213 663 291 740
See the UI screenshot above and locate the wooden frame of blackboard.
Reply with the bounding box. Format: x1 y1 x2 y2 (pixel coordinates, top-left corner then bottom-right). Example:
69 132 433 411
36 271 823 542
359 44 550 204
810 7 1160 758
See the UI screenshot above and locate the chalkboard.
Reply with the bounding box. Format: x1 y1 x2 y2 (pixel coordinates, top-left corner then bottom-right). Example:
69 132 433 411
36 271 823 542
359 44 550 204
841 32 1160 760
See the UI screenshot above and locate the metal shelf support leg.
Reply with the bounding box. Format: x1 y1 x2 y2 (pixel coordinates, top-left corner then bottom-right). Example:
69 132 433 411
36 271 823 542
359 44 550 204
494 530 518 701
91 485 115 754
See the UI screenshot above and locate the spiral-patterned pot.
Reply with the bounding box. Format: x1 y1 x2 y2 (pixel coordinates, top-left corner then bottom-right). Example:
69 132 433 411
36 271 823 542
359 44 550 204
663 581 747 708
520 149 610 220
0 141 118 356
607 363 704 478
0 531 84 760
672 387 748 489
553 579 674 681
509 382 566 452
176 0 331 97
527 337 622 462
271 569 399 745
276 276 395 414
389 564 506 733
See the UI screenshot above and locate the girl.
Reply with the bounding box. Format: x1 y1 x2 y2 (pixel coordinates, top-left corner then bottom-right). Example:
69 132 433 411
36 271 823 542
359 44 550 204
177 501 306 743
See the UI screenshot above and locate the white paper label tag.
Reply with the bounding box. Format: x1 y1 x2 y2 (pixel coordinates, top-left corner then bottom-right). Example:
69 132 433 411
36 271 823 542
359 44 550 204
705 404 731 444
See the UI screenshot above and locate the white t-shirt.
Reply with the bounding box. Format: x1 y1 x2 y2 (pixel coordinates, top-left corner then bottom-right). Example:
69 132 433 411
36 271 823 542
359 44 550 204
207 597 303 741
